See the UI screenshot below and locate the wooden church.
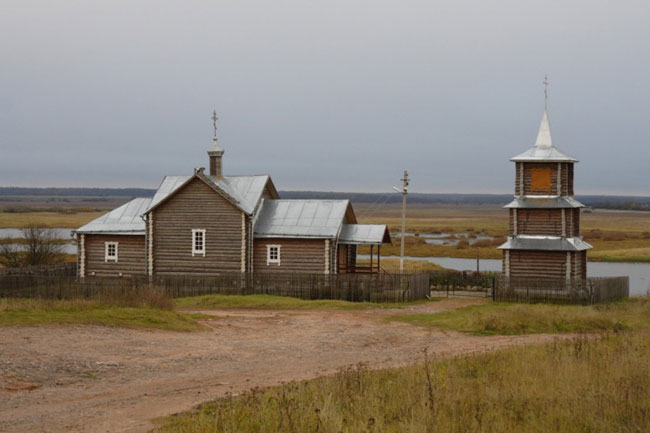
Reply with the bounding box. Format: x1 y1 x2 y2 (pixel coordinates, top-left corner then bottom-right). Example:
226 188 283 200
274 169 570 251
73 114 391 278
498 107 592 281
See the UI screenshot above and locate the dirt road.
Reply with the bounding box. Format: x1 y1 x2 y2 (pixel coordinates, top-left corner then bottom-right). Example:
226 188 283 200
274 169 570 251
0 299 565 432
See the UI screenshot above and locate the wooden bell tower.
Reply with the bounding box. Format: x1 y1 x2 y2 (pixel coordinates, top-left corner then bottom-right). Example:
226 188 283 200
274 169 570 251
498 106 592 281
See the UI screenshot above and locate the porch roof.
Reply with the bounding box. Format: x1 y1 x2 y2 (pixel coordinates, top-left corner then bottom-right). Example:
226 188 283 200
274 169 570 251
74 198 151 235
338 224 391 245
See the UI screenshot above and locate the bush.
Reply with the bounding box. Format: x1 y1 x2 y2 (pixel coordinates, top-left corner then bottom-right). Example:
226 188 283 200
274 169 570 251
0 225 65 267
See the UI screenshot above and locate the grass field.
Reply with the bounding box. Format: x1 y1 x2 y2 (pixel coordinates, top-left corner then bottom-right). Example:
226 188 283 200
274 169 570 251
387 298 650 335
174 294 434 310
1 203 649 262
152 331 650 433
358 204 650 262
0 294 436 329
356 257 444 272
0 298 205 331
0 211 104 228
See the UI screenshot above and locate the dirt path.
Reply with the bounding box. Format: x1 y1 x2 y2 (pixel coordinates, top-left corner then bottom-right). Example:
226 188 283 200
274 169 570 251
0 299 568 432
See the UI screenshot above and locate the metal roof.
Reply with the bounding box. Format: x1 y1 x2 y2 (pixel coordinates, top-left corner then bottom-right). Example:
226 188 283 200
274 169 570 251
223 175 272 214
148 176 190 212
504 197 585 209
254 199 350 239
498 235 593 251
146 174 271 215
510 109 578 162
74 198 151 235
338 224 391 245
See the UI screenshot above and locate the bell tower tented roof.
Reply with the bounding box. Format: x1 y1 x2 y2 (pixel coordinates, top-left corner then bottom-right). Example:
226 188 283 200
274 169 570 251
510 109 578 163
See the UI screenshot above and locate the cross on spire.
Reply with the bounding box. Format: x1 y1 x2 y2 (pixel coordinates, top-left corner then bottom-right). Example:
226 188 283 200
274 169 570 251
211 110 218 138
543 74 549 109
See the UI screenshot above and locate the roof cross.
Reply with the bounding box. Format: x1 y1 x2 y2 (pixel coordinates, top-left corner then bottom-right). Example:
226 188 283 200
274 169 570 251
211 110 218 138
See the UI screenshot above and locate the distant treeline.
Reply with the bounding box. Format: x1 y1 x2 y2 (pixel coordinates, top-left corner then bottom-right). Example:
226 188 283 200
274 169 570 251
280 191 650 210
280 191 513 205
1 187 649 211
0 187 156 197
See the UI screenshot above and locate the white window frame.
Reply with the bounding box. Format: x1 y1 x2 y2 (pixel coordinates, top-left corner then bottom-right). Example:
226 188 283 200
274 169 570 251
104 241 118 263
266 244 281 266
192 229 206 257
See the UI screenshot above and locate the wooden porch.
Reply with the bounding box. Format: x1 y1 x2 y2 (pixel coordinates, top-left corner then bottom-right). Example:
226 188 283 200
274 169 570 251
337 244 384 274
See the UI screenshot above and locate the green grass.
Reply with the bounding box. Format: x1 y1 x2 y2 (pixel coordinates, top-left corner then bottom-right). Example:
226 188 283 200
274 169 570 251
152 331 650 433
0 298 204 331
387 298 650 335
175 294 435 310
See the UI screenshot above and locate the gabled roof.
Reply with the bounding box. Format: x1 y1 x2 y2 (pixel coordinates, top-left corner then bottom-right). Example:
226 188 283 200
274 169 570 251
74 198 151 235
226 175 277 212
339 224 391 245
504 196 585 209
148 175 190 211
145 172 275 215
510 109 578 162
498 235 592 251
254 199 352 239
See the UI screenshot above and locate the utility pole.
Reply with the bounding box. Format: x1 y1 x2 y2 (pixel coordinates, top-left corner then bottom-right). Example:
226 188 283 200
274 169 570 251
399 170 409 273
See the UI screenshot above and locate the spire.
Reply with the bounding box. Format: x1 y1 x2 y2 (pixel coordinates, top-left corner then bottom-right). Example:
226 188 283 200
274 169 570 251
210 110 224 153
535 76 552 148
534 108 553 148
208 110 224 178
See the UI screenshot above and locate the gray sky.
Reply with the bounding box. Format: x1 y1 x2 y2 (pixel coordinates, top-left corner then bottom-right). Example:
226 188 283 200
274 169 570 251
1 0 649 195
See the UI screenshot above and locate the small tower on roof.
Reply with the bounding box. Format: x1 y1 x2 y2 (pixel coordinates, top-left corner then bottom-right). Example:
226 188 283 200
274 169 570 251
208 110 224 178
499 79 592 282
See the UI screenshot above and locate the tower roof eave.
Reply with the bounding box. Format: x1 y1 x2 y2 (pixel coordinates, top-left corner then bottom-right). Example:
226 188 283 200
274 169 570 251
504 197 585 209
498 236 593 251
510 146 578 162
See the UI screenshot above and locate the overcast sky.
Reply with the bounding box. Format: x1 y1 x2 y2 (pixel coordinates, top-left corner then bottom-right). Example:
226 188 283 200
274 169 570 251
1 0 649 195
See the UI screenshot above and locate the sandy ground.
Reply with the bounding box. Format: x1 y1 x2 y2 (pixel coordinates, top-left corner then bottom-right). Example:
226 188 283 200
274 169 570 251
0 298 569 433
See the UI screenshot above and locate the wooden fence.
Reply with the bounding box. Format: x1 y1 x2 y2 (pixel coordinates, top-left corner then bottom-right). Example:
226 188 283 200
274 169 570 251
429 270 498 298
0 262 77 276
495 276 629 304
0 272 431 303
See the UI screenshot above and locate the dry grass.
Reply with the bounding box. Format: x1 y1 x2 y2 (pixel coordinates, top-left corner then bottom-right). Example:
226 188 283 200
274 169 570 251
175 294 433 310
388 298 650 335
358 204 650 262
0 211 104 228
2 204 649 261
152 331 650 433
0 298 203 331
357 257 445 272
360 235 503 259
0 288 204 331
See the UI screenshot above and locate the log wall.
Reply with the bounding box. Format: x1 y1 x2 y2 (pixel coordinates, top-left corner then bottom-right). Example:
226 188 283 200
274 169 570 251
261 183 276 200
253 238 326 274
511 209 562 236
506 250 566 279
152 178 244 276
573 208 580 236
509 208 581 237
84 234 146 277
